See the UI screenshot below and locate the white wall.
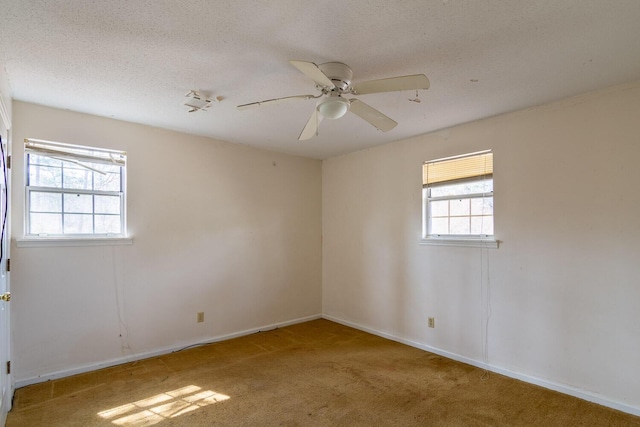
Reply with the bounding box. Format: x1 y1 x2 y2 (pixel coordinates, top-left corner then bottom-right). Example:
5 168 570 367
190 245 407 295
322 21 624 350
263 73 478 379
0 64 11 126
322 81 640 412
11 102 322 383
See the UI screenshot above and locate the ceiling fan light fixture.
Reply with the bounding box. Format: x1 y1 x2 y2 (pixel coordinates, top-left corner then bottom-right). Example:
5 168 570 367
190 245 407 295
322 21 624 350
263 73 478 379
184 90 219 113
318 96 350 119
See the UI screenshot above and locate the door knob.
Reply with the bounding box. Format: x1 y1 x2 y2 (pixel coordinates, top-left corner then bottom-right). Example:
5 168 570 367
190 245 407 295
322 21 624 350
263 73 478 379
0 292 10 302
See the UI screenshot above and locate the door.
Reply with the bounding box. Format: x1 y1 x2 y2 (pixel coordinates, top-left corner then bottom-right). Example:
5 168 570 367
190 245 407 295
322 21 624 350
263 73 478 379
0 126 11 423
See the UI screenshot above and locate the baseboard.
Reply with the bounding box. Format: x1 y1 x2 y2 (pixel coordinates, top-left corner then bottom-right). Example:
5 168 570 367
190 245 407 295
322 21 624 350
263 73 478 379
15 313 322 388
322 314 640 417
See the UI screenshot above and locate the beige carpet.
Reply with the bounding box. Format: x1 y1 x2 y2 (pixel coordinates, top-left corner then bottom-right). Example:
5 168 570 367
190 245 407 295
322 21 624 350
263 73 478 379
7 319 640 426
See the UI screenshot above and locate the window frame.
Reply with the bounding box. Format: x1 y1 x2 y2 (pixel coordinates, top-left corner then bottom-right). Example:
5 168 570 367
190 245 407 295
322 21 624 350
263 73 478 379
21 138 131 245
420 150 498 248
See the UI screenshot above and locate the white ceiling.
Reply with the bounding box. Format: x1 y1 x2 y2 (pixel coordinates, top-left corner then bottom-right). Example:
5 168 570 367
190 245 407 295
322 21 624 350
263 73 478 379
1 1 639 159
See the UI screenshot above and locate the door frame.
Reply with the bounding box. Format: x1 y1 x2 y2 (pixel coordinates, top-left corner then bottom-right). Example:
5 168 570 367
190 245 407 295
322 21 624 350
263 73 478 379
0 92 12 424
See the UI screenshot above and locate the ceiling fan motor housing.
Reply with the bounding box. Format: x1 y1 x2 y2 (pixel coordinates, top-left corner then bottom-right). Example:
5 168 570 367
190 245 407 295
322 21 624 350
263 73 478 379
318 62 353 92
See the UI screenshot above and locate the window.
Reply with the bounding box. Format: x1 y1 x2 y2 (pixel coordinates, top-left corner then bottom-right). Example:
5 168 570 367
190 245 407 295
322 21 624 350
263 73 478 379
24 138 126 238
422 150 495 245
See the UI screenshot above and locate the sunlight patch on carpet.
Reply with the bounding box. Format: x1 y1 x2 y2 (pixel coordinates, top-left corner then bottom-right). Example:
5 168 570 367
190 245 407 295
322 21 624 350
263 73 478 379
97 385 230 426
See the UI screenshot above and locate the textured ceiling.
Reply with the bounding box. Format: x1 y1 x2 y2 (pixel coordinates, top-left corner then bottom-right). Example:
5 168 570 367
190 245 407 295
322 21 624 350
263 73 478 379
1 1 640 159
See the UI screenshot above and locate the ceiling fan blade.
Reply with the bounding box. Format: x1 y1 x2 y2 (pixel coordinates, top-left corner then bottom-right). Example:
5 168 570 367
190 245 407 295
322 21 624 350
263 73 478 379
290 60 335 89
352 74 430 95
299 108 323 140
349 99 397 132
237 94 317 110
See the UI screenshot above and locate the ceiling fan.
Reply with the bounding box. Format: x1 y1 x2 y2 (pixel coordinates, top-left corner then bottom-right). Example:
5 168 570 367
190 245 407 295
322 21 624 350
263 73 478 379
237 61 430 140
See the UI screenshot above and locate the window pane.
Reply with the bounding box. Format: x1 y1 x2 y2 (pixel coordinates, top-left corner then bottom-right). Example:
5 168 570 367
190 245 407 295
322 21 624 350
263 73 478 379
92 163 121 174
450 217 470 234
430 218 449 235
29 165 62 188
471 197 493 215
471 216 494 235
30 192 62 213
450 198 470 216
30 213 62 234
95 195 120 214
64 193 93 213
430 183 458 198
63 166 93 190
94 172 121 192
29 154 62 167
484 219 494 235
430 179 492 197
430 200 449 217
64 214 93 234
95 215 121 234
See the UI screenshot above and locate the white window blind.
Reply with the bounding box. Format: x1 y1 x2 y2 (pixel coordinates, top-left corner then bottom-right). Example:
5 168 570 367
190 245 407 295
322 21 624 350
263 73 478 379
423 151 493 186
24 138 126 167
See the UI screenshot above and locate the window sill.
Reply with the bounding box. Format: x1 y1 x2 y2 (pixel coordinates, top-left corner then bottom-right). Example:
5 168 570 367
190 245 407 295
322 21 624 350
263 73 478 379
16 237 133 248
420 237 499 249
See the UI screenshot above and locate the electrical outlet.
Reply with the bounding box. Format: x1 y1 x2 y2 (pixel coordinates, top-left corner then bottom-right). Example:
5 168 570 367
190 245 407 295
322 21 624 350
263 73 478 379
197 312 204 323
428 317 435 328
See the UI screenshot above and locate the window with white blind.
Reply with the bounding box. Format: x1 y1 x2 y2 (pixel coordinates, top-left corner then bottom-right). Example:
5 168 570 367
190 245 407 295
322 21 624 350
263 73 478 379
24 138 127 238
422 150 496 246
